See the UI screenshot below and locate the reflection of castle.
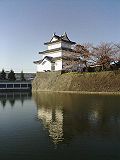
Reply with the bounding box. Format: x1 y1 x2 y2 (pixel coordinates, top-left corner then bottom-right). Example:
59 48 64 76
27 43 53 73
37 106 63 144
33 92 120 145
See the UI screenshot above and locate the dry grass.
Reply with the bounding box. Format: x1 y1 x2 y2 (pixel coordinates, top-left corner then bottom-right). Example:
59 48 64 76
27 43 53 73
32 71 120 93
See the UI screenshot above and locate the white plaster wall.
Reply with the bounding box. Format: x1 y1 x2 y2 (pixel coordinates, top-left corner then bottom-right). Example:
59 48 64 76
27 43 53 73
43 51 62 58
37 60 51 72
37 59 62 72
55 60 62 70
48 43 61 50
61 42 71 49
48 42 72 50
51 37 58 42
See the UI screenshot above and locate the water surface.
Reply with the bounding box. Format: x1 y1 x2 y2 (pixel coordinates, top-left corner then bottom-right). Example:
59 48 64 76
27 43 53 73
0 92 120 160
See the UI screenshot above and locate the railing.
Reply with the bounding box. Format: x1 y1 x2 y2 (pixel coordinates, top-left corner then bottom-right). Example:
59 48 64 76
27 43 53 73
0 81 32 91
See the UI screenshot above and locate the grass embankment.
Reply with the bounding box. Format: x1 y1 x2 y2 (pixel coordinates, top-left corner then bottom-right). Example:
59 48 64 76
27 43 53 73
32 70 120 93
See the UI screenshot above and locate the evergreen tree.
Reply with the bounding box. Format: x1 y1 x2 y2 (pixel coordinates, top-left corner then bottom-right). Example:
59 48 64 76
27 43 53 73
8 70 16 81
20 71 26 81
0 69 6 80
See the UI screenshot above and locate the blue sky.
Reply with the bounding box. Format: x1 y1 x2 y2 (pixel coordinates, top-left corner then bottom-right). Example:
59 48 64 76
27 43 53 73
0 0 120 73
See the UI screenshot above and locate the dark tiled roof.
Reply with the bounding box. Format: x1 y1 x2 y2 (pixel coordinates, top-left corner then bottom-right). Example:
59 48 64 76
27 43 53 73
33 60 43 64
52 34 61 40
39 47 75 54
44 33 76 45
44 39 76 45
44 56 53 61
33 56 62 64
51 57 62 62
33 54 81 65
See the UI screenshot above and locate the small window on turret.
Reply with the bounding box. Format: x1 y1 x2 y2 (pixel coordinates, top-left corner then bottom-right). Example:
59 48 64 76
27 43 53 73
51 62 55 71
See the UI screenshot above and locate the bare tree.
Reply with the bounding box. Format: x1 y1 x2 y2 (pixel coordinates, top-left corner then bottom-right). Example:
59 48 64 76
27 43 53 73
92 42 115 70
82 43 93 52
62 42 120 72
113 43 120 61
62 49 81 72
115 43 120 49
74 44 94 71
62 43 95 72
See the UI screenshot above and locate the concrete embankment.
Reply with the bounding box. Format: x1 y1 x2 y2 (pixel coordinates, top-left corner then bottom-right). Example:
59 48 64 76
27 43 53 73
32 70 120 93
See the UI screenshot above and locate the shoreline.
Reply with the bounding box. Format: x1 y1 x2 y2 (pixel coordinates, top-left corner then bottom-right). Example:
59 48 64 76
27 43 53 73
32 90 120 95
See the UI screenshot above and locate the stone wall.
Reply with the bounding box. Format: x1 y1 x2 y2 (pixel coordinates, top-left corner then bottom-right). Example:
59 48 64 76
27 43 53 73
32 70 120 93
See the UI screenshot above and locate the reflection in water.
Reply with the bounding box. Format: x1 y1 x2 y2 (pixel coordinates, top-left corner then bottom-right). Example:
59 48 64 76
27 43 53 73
33 93 65 144
0 92 120 159
0 92 32 107
38 107 63 144
33 92 120 145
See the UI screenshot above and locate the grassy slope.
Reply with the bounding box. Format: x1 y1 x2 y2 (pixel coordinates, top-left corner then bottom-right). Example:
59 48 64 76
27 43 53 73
32 70 120 92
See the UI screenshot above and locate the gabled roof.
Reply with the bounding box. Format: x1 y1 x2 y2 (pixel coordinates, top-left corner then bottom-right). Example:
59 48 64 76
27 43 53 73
39 47 75 54
33 56 62 64
61 32 71 41
33 56 52 64
33 59 43 64
49 33 61 42
44 32 76 45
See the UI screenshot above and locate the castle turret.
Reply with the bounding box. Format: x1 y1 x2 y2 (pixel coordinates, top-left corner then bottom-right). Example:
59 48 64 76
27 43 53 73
34 33 76 72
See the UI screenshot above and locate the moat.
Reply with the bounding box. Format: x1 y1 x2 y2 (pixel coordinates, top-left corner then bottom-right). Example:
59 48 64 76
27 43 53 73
0 92 120 160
